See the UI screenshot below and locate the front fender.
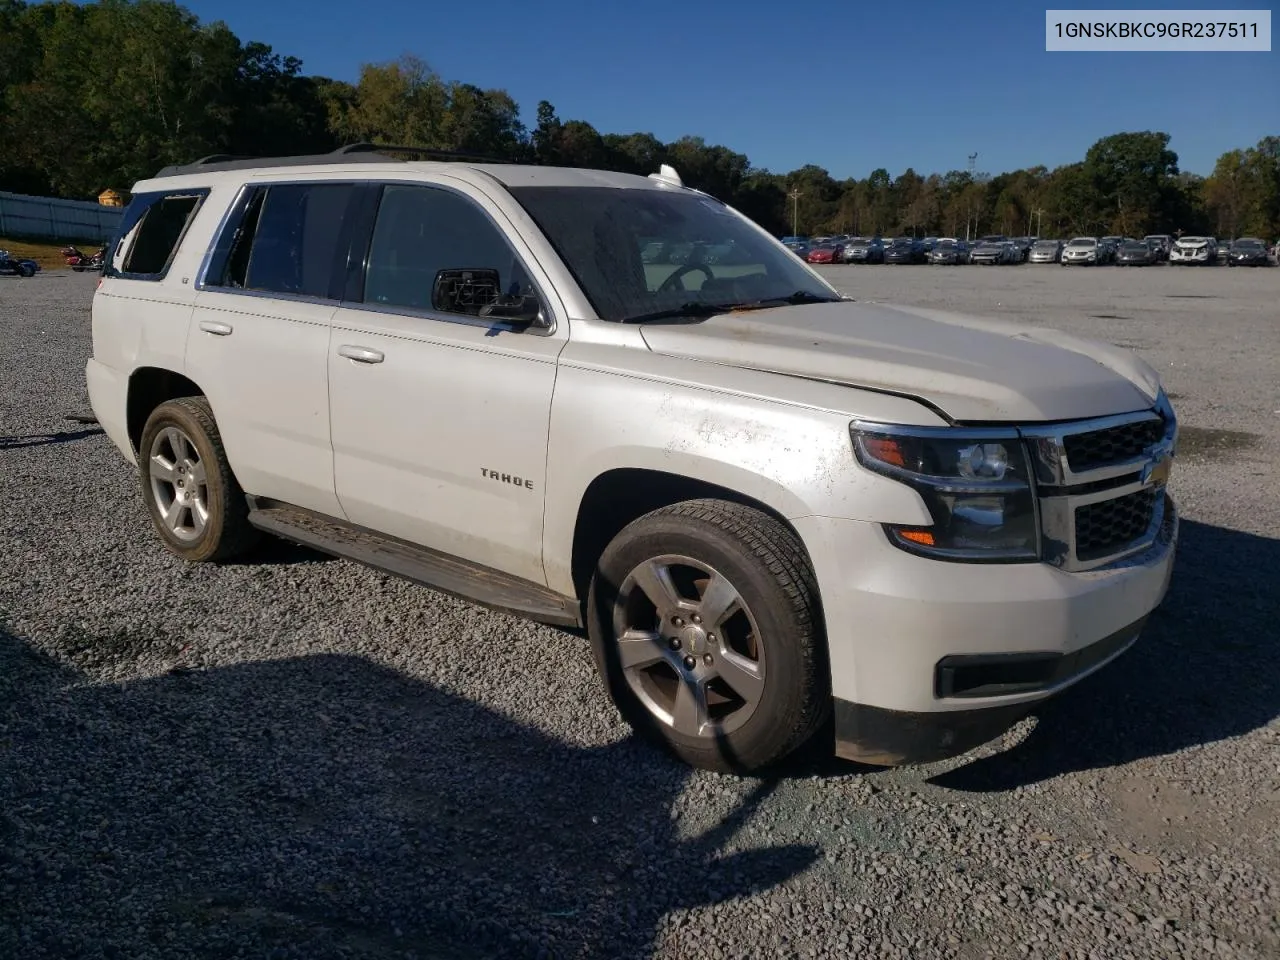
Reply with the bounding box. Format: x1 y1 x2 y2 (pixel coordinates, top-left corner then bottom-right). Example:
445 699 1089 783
541 359 935 596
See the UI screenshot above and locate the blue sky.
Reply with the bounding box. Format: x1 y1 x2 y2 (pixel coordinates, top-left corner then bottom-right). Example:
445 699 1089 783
176 0 1276 179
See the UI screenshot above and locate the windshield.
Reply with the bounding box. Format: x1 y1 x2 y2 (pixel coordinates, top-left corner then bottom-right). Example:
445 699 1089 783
1235 239 1263 249
1033 240 1058 248
507 186 838 323
1067 238 1096 246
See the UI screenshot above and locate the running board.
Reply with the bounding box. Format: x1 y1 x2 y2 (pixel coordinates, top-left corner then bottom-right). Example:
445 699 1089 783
245 498 583 628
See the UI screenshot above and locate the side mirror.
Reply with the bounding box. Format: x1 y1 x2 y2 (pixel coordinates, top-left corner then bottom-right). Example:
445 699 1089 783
431 268 547 327
479 294 544 325
432 268 501 314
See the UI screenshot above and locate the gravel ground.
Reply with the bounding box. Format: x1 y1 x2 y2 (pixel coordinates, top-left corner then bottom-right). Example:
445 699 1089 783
2 265 1278 959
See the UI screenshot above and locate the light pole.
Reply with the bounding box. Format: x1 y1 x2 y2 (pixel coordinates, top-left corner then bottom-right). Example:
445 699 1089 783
788 188 803 236
966 153 977 242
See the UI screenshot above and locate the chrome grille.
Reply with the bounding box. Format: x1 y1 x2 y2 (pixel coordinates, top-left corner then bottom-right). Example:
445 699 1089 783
1022 398 1177 571
1062 418 1164 471
1074 488 1158 562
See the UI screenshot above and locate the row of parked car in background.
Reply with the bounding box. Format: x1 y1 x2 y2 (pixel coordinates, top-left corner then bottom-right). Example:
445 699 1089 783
783 233 1278 267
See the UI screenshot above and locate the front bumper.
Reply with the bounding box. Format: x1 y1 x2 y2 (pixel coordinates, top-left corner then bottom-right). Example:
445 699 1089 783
831 617 1146 765
793 497 1178 765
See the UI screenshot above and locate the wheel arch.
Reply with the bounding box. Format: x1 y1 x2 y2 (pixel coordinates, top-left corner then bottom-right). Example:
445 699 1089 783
567 466 817 610
126 366 205 456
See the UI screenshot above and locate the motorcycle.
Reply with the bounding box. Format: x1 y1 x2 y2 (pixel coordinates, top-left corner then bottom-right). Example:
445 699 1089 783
0 249 40 278
62 245 106 272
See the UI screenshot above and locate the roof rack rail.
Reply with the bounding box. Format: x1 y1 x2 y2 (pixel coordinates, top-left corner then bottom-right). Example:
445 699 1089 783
189 154 253 166
332 142 517 164
152 142 521 179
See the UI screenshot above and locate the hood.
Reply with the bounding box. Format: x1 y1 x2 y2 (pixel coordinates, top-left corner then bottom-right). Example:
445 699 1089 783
637 301 1158 423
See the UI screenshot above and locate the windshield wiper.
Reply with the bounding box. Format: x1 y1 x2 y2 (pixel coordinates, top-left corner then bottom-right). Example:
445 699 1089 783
620 291 842 325
743 290 843 307
620 302 735 324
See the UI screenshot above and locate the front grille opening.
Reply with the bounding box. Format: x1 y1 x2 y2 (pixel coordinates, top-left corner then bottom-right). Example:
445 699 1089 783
1063 418 1164 472
1075 488 1158 562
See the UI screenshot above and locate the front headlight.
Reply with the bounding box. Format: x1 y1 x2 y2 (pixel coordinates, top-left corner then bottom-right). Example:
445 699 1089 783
851 424 1039 562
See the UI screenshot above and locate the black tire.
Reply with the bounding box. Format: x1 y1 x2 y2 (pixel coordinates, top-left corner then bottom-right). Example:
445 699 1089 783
19 264 34 277
587 498 830 774
138 397 260 562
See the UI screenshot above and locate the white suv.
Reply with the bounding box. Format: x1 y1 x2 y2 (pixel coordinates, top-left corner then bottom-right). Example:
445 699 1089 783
1170 236 1214 265
86 146 1179 774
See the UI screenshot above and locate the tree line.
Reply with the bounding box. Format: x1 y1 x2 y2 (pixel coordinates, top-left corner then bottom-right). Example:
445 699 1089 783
2 0 1277 240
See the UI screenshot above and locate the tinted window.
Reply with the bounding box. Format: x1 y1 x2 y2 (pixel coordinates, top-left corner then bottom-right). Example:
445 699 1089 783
363 184 534 313
208 183 354 298
106 190 207 279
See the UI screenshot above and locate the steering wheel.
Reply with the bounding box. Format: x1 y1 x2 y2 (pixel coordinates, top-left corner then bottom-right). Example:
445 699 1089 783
658 262 714 293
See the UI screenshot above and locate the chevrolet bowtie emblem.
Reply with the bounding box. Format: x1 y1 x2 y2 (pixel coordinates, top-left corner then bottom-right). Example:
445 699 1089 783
1141 445 1174 487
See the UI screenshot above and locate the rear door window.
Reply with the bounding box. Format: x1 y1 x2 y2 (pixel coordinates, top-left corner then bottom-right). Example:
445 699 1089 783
204 182 358 300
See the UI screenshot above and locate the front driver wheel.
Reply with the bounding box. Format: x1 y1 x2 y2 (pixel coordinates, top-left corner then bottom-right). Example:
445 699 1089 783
587 499 830 773
138 397 260 562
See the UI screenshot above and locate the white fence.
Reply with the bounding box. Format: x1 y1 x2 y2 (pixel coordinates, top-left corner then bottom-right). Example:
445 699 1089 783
0 191 124 242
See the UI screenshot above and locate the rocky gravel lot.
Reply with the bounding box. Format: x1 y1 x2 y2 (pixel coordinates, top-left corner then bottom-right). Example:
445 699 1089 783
2 266 1278 959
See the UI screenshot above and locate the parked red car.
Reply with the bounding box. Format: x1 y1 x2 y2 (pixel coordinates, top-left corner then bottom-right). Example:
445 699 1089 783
805 243 844 264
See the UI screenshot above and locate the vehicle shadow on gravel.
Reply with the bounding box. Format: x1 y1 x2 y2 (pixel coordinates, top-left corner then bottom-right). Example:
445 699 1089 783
0 628 817 960
0 427 103 450
928 519 1280 792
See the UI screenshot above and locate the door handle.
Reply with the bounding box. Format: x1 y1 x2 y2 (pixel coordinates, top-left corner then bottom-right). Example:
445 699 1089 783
198 320 234 336
338 344 385 364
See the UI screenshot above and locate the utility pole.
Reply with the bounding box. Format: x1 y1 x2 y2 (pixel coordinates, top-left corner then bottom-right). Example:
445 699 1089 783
788 189 803 236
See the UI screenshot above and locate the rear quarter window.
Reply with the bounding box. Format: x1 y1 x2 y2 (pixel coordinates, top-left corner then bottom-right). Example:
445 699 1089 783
104 190 210 281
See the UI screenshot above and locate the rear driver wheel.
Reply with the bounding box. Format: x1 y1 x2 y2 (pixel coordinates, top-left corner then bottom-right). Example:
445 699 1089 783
138 397 260 562
587 499 830 773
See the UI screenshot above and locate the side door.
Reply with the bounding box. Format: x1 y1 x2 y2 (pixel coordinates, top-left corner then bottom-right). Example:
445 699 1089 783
186 180 362 518
328 179 568 586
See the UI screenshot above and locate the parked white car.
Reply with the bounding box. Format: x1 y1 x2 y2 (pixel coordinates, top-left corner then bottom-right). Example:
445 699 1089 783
1061 237 1101 265
85 149 1179 774
1170 236 1214 265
